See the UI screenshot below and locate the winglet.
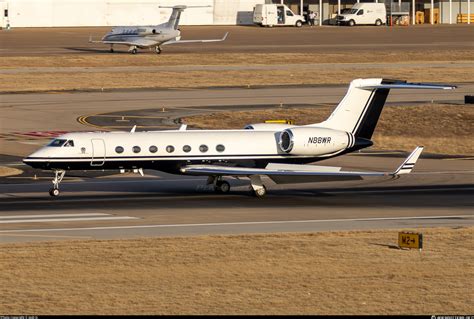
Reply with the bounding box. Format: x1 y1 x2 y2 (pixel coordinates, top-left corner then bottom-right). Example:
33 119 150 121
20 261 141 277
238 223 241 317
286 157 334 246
130 125 137 133
89 35 93 43
393 146 424 175
221 32 229 41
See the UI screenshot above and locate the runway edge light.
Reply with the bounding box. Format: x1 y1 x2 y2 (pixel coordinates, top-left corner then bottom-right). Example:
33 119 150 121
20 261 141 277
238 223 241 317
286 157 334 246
398 231 423 250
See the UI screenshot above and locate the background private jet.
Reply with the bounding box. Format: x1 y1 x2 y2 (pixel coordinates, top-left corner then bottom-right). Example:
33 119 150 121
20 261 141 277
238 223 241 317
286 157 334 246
89 5 228 54
23 78 456 197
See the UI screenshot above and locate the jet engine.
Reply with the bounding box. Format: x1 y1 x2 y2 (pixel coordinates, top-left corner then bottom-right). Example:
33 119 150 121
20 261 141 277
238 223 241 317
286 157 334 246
278 127 350 156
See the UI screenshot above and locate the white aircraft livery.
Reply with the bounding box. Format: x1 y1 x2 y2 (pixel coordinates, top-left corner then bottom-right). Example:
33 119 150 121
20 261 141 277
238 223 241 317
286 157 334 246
23 78 456 197
89 5 228 54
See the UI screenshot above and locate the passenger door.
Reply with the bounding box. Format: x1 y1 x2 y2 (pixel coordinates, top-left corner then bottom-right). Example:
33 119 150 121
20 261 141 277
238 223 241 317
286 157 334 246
91 139 106 166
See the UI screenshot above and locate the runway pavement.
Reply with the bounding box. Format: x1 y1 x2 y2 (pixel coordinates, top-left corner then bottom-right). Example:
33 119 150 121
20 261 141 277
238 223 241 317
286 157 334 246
1 25 473 56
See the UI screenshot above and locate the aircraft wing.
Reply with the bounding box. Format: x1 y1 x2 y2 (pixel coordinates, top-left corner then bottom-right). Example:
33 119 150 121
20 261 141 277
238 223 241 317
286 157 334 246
180 147 424 184
162 32 228 46
89 36 157 48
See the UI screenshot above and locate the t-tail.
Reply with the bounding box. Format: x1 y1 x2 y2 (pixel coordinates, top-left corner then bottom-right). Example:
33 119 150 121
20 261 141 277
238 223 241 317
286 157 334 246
316 78 456 143
160 5 211 30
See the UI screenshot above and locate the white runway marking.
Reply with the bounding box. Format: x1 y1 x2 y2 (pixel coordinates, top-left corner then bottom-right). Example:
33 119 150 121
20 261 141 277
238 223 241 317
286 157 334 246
0 216 138 224
0 213 110 219
0 215 471 233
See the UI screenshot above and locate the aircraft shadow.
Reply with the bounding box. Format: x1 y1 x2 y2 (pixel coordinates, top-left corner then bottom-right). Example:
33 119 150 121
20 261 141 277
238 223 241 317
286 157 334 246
64 47 130 54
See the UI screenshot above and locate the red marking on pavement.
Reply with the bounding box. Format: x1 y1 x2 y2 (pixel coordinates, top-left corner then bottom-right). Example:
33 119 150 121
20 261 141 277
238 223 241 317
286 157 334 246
13 131 69 138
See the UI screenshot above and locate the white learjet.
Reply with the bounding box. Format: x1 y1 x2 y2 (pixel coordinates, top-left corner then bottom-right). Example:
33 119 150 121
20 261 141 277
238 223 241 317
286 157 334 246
89 5 228 54
23 78 456 197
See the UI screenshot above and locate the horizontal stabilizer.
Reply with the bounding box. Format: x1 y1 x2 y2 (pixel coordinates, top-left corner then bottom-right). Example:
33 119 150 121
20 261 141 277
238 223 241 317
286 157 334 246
162 32 228 46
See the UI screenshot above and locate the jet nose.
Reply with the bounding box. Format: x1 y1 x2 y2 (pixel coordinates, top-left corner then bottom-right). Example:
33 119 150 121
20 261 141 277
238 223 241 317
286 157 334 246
23 148 52 169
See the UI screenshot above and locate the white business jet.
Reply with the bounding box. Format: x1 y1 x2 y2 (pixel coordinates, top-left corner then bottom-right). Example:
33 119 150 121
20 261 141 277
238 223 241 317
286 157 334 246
23 78 456 197
89 5 228 54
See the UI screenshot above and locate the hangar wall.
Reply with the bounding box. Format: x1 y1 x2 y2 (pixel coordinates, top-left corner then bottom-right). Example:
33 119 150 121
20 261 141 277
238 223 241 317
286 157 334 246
0 0 265 28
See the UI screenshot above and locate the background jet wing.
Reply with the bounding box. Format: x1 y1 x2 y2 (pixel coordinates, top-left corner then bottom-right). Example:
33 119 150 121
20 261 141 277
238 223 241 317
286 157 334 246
162 32 228 46
89 36 157 48
180 147 423 184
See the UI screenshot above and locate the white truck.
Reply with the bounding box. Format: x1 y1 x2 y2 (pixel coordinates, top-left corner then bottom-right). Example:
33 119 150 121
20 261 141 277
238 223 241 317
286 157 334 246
253 4 305 27
336 3 387 26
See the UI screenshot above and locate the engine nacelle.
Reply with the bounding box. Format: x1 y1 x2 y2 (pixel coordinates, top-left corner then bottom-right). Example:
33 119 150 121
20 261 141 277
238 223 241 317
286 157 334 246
244 123 294 131
278 127 350 156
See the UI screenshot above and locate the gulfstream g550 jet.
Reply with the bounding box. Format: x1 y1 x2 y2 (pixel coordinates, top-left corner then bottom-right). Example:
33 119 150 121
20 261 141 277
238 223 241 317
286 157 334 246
89 5 228 54
24 78 456 197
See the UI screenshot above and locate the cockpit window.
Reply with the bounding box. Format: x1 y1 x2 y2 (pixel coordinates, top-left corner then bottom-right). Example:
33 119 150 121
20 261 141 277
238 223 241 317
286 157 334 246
64 140 74 147
48 139 67 147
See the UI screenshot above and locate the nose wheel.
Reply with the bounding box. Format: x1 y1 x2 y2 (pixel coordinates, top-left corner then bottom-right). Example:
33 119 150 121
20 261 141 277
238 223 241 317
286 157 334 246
49 170 65 197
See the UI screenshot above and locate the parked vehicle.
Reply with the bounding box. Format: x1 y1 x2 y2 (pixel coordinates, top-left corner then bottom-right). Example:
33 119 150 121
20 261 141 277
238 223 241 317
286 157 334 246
336 3 386 26
253 4 306 27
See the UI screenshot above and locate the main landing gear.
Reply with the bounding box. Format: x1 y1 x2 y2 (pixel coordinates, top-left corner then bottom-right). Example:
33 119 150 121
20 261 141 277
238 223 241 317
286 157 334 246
208 176 231 194
207 175 267 197
49 170 65 197
128 46 138 54
155 46 162 54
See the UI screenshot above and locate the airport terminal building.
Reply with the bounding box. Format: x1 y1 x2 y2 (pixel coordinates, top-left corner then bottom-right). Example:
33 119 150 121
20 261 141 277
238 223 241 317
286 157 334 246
0 0 472 28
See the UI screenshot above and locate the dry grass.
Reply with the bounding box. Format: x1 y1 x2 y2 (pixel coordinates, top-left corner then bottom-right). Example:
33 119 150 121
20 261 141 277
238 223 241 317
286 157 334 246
0 227 472 314
1 51 473 68
1 50 473 92
182 104 474 156
1 67 472 93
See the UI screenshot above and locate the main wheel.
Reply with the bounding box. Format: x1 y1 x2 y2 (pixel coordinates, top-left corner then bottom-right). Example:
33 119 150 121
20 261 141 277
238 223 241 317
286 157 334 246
295 20 303 27
49 188 60 197
110 48 114 53
253 185 267 198
155 47 161 54
348 19 355 27
214 181 230 194
131 48 138 54
375 19 382 26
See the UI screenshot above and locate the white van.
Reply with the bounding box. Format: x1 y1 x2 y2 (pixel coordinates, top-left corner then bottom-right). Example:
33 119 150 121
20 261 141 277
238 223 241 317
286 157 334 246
336 3 386 26
253 4 306 27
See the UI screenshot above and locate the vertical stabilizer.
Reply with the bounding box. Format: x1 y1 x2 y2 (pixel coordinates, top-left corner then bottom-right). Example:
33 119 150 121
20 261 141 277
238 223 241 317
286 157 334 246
316 79 456 140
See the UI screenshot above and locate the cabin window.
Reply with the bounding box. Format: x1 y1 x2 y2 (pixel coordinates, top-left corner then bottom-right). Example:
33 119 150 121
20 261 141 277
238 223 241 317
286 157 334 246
64 140 74 147
48 139 67 147
149 145 158 153
183 145 191 153
115 146 124 154
216 144 225 152
132 146 141 153
199 145 209 153
166 145 175 153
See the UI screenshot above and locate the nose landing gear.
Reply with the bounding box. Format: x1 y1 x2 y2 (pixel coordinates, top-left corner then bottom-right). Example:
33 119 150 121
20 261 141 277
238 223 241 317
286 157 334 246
49 170 65 197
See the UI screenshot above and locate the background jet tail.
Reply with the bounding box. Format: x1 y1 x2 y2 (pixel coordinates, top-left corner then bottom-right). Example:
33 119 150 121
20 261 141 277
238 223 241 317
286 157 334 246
160 5 211 30
316 78 456 140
